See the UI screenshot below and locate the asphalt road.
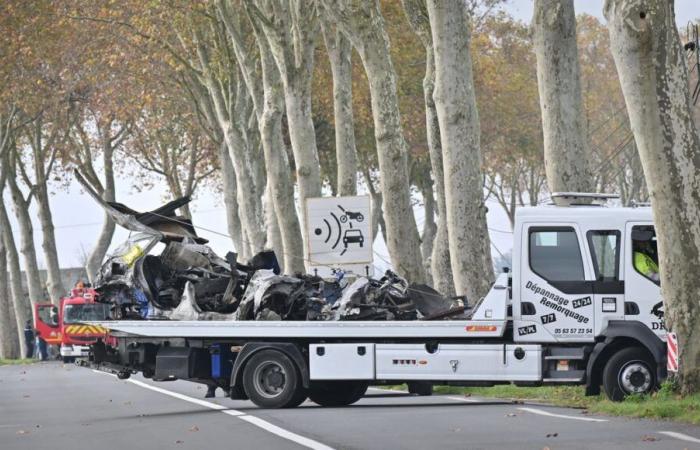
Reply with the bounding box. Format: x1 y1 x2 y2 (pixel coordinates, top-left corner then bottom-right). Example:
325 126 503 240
2 362 700 450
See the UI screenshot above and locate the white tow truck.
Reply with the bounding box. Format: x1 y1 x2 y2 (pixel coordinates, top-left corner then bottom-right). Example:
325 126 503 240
82 193 667 408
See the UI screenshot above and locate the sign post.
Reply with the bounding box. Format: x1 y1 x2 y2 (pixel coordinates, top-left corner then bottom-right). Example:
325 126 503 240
305 196 373 277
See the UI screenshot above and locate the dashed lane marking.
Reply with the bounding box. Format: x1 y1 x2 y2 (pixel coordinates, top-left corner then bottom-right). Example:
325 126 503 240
518 407 608 422
92 371 334 450
658 431 700 444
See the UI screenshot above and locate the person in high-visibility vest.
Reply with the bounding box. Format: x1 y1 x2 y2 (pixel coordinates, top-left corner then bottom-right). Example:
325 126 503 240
634 241 659 282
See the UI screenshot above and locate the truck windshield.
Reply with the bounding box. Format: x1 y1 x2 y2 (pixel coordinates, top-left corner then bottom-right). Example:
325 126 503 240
63 304 110 324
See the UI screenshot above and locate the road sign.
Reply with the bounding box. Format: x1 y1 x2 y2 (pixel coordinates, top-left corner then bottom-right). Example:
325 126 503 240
305 195 373 277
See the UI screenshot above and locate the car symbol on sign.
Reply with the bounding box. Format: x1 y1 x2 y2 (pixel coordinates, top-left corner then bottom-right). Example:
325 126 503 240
342 229 364 248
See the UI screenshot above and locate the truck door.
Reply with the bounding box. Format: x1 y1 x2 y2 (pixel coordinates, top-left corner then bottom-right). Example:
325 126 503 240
34 303 62 345
517 225 595 343
624 223 665 338
586 230 625 336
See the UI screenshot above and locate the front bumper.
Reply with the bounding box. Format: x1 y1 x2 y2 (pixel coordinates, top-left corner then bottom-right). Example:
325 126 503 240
61 344 89 357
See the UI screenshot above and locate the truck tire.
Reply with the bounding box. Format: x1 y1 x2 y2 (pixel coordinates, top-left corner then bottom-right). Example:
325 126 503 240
603 347 657 401
308 381 368 407
62 356 74 364
242 350 306 408
407 381 433 396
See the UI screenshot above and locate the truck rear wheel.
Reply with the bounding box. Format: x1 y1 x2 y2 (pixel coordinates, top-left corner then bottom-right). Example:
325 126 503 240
308 381 368 407
242 350 307 408
603 347 656 401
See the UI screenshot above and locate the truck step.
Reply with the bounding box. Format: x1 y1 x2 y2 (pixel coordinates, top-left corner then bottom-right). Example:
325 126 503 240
544 346 589 360
543 377 584 383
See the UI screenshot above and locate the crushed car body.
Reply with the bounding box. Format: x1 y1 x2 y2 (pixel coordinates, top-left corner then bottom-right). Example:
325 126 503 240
75 171 464 322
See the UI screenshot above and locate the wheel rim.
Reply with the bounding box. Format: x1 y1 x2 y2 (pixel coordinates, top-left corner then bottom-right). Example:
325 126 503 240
618 360 652 394
252 360 287 398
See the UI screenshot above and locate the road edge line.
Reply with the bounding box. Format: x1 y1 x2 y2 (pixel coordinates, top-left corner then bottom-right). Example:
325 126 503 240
518 407 607 422
123 378 334 449
658 431 700 444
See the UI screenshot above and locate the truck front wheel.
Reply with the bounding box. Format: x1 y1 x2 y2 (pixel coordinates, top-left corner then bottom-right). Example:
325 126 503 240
603 347 656 401
242 350 307 408
308 381 368 407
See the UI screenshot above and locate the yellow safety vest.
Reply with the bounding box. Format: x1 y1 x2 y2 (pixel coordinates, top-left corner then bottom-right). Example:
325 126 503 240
634 251 658 277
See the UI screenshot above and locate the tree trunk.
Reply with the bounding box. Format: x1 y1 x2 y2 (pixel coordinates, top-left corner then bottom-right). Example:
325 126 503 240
402 0 455 294
605 0 700 394
428 0 494 300
85 143 116 283
254 0 322 256
254 26 305 274
419 181 436 285
7 176 44 306
219 141 246 259
532 0 594 193
321 0 426 283
32 155 65 304
0 235 20 359
264 182 285 269
322 22 358 196
0 199 30 358
195 39 267 255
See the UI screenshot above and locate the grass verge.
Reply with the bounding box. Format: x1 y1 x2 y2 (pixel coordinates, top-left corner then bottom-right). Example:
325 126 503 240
387 383 700 424
0 358 35 366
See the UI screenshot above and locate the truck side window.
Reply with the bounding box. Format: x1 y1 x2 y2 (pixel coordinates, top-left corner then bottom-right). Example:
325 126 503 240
529 228 584 282
631 225 660 285
587 230 620 281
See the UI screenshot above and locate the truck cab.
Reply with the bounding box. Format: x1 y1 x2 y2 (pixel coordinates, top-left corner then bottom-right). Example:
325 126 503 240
35 288 111 362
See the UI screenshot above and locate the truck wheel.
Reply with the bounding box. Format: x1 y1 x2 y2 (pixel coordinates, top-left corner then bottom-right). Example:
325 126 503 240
308 381 368 407
603 347 656 401
407 381 433 396
62 356 74 364
242 350 306 408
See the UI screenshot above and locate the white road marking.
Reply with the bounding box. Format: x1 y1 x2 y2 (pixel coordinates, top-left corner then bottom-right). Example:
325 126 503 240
91 371 333 450
518 407 608 422
240 415 335 450
446 396 478 403
127 379 229 411
658 431 700 444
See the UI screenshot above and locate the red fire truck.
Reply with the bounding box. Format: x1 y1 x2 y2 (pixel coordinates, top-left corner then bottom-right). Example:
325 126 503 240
34 288 111 363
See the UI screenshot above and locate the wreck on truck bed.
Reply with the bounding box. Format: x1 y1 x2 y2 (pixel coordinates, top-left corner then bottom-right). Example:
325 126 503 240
75 180 668 408
76 171 462 323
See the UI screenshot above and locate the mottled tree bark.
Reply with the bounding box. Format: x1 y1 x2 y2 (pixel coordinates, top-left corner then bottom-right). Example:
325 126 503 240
321 20 358 196
402 0 455 295
605 0 700 394
0 230 20 359
220 1 305 272
428 0 494 300
250 0 323 252
0 197 29 358
320 0 426 282
219 141 246 258
6 169 44 306
533 0 594 193
196 38 267 255
264 182 285 269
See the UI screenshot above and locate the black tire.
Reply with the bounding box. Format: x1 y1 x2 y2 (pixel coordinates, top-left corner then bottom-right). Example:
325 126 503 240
603 347 657 402
242 350 305 408
62 356 75 364
308 381 368 407
407 381 433 396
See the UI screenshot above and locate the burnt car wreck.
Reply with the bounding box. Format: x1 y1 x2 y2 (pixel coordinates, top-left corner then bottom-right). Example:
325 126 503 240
76 172 464 322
